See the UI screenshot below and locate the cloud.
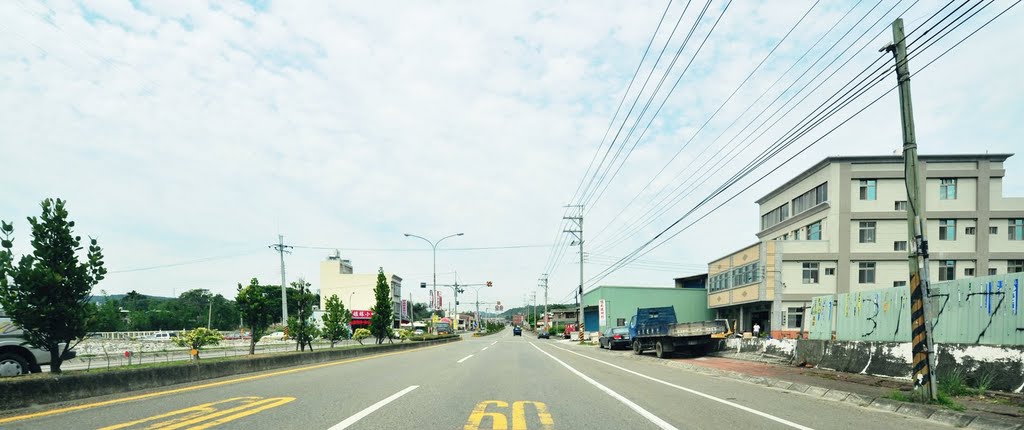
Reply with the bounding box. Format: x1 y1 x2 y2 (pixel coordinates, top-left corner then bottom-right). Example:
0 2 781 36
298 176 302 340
0 1 1020 310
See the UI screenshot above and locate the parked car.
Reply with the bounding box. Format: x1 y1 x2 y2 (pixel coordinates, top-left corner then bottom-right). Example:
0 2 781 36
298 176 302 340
263 331 287 341
599 327 631 350
537 330 550 339
1 306 75 376
141 331 175 342
413 329 425 335
513 326 522 336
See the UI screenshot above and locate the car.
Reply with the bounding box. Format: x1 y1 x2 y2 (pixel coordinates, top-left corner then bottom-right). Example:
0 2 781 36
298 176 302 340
599 326 631 350
263 331 288 341
413 329 425 335
141 331 175 342
1 306 75 376
513 326 522 336
537 330 550 339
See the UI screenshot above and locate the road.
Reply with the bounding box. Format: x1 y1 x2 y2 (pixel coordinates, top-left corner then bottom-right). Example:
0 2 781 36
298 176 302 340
0 329 949 430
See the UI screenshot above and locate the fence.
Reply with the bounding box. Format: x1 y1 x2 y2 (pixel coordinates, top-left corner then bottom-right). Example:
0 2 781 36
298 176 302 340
807 273 1023 345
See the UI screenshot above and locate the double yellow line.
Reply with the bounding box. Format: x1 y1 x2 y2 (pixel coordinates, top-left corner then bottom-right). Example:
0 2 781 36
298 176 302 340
0 342 452 425
98 396 295 430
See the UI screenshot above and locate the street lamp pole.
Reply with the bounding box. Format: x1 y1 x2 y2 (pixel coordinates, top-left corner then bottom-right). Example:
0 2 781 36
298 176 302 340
404 232 464 331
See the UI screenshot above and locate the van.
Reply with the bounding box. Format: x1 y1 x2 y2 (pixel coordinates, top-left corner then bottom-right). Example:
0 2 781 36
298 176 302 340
1 306 75 376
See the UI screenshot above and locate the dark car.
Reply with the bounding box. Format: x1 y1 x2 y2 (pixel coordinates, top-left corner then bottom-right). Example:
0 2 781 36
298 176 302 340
513 326 522 336
537 330 550 339
599 327 631 350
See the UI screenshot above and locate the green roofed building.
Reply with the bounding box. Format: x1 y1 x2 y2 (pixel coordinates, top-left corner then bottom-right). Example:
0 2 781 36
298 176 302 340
581 285 714 336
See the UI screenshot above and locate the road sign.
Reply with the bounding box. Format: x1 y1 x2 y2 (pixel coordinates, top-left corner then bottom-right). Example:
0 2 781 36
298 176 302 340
598 299 606 326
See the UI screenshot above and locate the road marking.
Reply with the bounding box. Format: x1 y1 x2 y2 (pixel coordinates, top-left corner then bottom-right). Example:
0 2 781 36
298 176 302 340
491 341 498 346
529 343 677 430
98 396 295 430
512 401 554 430
465 400 508 430
482 347 489 351
0 342 454 426
457 354 474 363
328 385 418 430
463 400 554 430
546 344 814 430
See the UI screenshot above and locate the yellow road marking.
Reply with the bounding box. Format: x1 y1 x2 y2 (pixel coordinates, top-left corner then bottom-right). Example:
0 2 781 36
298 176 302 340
97 396 294 430
96 397 254 429
464 400 508 430
512 401 553 430
187 397 294 430
0 342 453 426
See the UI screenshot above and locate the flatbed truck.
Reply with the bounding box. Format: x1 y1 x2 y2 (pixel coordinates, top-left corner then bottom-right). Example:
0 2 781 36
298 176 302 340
628 306 729 358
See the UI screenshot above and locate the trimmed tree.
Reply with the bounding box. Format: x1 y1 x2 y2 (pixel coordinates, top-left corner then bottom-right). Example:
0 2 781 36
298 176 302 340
322 294 350 347
236 278 273 355
368 268 394 345
174 327 223 360
0 198 107 373
287 278 318 352
352 328 371 345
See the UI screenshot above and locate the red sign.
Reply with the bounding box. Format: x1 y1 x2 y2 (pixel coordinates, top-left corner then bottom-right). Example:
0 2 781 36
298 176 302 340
352 310 373 319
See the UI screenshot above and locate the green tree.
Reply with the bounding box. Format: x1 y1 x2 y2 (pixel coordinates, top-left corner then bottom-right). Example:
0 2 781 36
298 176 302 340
369 268 394 345
287 278 317 351
91 292 125 332
322 294 350 347
352 328 371 345
0 198 107 373
236 278 273 354
173 327 223 360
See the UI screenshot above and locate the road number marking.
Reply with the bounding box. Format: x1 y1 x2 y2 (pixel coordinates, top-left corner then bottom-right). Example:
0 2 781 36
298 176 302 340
98 396 295 430
457 354 474 363
463 400 554 430
328 385 418 430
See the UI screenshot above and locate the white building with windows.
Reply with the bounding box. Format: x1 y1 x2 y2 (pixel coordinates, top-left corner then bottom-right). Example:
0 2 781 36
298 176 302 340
708 154 1024 338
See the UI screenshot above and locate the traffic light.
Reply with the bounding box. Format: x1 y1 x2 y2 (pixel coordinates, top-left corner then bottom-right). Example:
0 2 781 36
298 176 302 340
486 281 492 287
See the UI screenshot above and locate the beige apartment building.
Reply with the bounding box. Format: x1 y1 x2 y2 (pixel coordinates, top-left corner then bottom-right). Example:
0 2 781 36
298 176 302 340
319 255 403 329
709 154 1024 338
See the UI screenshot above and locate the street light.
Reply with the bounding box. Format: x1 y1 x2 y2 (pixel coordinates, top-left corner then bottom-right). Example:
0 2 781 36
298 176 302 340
403 232 464 330
465 282 492 332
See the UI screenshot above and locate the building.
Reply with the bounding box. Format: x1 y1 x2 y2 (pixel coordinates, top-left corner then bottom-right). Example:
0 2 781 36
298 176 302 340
674 273 708 289
319 255 404 329
581 286 714 336
709 154 1024 338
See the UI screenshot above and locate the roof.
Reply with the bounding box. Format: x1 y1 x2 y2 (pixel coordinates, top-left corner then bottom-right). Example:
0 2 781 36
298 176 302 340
755 153 1013 205
673 273 708 282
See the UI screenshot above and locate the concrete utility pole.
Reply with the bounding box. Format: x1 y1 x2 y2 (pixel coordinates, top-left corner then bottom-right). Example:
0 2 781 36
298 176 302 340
539 274 549 330
564 205 584 342
884 18 937 401
269 234 293 325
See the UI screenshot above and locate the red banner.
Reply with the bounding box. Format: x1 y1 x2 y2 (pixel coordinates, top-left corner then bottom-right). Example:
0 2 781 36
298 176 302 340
352 310 373 319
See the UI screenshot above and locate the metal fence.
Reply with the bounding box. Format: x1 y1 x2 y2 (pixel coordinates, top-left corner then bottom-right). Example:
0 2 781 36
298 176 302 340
808 273 1023 345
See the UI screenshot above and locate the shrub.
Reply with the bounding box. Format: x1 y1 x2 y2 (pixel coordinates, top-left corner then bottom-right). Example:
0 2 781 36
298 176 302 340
353 328 371 345
173 327 223 360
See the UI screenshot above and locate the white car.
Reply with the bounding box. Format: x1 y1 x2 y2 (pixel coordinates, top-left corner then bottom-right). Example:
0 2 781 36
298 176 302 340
141 332 175 342
1 306 75 376
263 331 287 341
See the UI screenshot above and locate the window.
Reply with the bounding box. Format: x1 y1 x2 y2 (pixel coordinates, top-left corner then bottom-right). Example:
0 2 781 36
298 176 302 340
940 178 957 200
792 229 801 240
988 268 998 276
859 180 877 200
893 280 907 287
787 307 803 329
802 262 819 284
761 204 789 230
859 222 876 243
939 219 956 241
858 262 876 284
938 260 956 281
824 267 836 276
731 262 761 286
709 273 731 292
894 200 908 211
792 183 828 214
807 221 822 240
893 241 907 251
1009 260 1024 273
966 227 976 235
1010 219 1024 241
964 268 975 277
617 318 626 326
990 226 999 235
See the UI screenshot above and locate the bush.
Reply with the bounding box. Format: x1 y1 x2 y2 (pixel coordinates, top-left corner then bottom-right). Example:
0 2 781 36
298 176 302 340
549 324 565 336
353 328 371 345
173 327 223 360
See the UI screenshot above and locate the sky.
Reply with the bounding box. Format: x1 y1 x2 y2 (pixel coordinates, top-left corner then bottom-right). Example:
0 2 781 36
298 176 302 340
1 1 1022 312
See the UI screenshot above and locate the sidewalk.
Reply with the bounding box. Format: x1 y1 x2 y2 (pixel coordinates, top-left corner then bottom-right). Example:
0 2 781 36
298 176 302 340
673 354 1024 428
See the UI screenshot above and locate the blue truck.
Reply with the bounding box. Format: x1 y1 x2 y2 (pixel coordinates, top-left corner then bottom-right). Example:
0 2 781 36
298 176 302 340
628 306 729 359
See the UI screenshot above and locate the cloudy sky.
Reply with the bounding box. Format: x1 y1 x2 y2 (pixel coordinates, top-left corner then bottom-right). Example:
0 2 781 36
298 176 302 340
1 0 1021 311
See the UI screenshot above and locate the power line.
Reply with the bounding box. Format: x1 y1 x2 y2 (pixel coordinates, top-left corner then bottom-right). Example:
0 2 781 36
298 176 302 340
292 244 549 252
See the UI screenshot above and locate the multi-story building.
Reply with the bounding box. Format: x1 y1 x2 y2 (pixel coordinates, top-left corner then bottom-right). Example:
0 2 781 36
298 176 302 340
319 255 404 329
708 154 1024 338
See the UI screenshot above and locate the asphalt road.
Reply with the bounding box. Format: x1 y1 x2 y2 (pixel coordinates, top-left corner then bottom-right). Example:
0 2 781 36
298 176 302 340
0 329 951 430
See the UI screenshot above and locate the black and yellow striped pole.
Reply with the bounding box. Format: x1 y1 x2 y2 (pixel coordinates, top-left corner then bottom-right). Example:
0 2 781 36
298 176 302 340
886 18 937 401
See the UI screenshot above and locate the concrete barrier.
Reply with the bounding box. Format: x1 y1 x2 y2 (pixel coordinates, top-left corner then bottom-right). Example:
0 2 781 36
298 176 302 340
0 337 460 411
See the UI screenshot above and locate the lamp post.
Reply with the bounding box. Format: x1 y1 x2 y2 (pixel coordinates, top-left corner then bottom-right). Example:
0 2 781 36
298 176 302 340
403 232 464 330
466 283 492 332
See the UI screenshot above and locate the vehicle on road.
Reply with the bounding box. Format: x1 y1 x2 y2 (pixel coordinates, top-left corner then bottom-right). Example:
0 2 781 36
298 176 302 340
598 327 630 350
562 323 577 339
435 322 453 335
628 307 728 358
263 331 288 341
513 326 522 336
1 306 75 376
141 331 176 342
537 330 549 339
413 329 425 335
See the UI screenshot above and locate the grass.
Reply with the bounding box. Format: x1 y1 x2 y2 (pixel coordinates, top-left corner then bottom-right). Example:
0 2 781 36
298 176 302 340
886 390 912 402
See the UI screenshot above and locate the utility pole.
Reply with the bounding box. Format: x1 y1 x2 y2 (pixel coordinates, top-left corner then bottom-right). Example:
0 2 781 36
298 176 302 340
207 299 213 329
269 234 293 325
564 205 584 342
884 18 937 401
539 274 549 330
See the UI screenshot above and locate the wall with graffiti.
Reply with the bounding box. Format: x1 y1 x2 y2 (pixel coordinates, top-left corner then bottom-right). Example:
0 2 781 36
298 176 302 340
808 273 1024 345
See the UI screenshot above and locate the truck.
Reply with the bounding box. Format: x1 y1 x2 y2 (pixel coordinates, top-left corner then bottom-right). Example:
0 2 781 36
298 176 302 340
628 306 728 359
1 306 76 376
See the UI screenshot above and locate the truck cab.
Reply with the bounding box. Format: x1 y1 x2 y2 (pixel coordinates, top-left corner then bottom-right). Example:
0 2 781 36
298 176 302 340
1 306 74 376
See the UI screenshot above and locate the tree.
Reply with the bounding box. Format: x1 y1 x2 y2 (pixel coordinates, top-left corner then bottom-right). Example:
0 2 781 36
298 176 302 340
322 294 350 347
91 292 125 332
173 327 223 360
369 268 394 345
0 198 107 373
236 278 273 355
352 328 371 345
287 278 317 351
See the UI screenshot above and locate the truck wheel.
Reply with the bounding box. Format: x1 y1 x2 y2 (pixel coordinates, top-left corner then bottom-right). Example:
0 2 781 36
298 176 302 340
655 341 668 359
632 341 642 355
0 352 29 377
